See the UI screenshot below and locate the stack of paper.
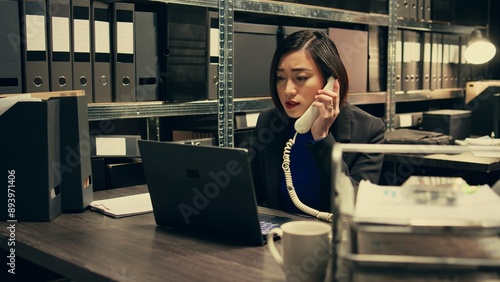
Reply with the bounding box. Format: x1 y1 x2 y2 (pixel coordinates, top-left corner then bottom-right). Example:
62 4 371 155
352 180 500 258
354 180 500 227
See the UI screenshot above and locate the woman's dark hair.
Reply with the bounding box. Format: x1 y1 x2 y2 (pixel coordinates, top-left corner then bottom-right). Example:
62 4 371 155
269 30 349 115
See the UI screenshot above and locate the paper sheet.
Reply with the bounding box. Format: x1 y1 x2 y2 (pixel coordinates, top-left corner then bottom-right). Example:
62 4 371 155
353 180 500 227
89 193 153 218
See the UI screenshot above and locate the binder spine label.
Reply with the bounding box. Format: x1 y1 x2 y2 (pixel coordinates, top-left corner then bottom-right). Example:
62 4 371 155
51 17 70 54
116 10 134 63
26 15 47 52
73 7 91 56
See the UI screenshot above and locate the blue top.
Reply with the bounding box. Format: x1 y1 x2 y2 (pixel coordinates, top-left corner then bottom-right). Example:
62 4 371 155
278 129 321 214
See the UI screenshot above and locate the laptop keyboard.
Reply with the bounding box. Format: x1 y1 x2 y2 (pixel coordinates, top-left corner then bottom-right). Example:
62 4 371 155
260 221 280 236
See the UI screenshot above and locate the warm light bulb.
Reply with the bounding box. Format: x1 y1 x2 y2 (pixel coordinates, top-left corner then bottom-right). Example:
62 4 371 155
464 40 497 64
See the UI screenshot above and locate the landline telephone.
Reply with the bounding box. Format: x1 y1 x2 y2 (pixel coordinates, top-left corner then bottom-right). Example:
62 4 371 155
282 77 336 222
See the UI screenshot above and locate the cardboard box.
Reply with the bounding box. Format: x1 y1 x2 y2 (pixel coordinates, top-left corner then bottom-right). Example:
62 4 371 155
423 109 471 140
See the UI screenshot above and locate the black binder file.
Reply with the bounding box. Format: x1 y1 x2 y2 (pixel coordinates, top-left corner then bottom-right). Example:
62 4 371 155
208 11 218 100
91 0 112 102
21 0 50 92
47 0 73 91
367 25 385 92
135 11 159 101
396 0 410 19
57 95 94 212
159 4 208 102
408 0 417 19
447 34 460 89
430 33 443 90
328 27 368 93
423 0 431 21
0 99 62 221
441 34 451 89
72 0 93 103
422 32 432 90
0 0 23 94
459 35 471 87
235 23 279 97
402 30 421 91
112 2 135 102
394 29 402 92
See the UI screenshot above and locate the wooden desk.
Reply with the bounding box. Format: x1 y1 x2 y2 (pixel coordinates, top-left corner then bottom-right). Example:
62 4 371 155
382 151 500 186
0 185 309 282
2 186 500 282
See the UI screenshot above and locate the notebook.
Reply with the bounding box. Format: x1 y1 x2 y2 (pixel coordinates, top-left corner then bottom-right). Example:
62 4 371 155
138 140 292 246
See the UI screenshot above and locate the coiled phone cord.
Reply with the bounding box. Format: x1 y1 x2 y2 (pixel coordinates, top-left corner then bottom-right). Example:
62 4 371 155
282 132 333 222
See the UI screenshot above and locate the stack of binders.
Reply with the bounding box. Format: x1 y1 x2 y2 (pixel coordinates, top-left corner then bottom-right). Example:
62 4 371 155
0 0 161 103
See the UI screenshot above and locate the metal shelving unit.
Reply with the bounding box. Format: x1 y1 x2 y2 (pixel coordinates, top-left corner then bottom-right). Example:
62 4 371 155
88 0 486 145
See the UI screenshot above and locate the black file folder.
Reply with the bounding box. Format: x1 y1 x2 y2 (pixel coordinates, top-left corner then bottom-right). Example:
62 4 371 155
441 34 451 89
57 94 93 212
112 2 136 102
408 0 417 19
401 30 412 91
135 11 159 101
0 99 61 221
47 0 73 91
423 0 431 21
91 0 112 102
396 0 410 19
402 30 421 91
159 3 208 102
72 0 93 103
417 0 424 20
0 0 23 94
235 23 280 97
422 32 432 90
447 34 460 89
459 35 471 87
328 27 368 93
395 29 402 92
20 0 50 92
430 33 443 90
208 11 218 100
1 90 93 212
368 25 386 92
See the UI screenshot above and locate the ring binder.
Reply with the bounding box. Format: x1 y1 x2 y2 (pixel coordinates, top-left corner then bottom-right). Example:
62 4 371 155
21 0 50 93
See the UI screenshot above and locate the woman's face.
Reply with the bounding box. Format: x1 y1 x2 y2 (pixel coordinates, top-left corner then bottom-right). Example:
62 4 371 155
276 50 324 119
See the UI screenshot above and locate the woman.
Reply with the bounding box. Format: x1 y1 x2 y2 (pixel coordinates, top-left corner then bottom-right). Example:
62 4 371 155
249 30 385 215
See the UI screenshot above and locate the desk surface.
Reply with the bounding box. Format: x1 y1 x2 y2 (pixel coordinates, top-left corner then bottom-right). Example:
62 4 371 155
0 186 310 282
2 186 500 282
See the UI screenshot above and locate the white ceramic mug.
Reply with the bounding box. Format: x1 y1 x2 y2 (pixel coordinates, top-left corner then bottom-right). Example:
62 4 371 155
267 221 332 282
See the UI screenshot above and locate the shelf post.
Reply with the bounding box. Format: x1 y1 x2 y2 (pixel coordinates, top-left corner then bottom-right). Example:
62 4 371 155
385 0 397 131
218 0 234 147
147 117 160 141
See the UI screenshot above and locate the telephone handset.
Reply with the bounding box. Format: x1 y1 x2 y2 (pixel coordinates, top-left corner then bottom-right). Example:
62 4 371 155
282 77 336 222
294 77 336 134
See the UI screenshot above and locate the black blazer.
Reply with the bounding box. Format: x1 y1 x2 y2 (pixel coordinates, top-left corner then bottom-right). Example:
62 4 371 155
249 102 386 211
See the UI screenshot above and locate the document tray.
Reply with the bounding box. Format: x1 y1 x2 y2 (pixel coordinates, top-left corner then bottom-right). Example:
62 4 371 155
337 216 500 270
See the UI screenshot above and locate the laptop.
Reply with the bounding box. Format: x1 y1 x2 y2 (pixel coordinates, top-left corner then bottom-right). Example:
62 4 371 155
138 140 292 246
